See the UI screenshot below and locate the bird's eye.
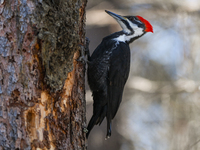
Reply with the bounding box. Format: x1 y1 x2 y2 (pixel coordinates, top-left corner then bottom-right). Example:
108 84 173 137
132 17 136 21
133 17 142 24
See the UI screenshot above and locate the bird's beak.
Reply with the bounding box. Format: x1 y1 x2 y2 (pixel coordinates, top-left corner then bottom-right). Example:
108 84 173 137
105 10 127 22
105 10 130 32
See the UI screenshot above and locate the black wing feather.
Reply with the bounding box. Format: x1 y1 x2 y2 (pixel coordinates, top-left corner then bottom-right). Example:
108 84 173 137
108 42 130 119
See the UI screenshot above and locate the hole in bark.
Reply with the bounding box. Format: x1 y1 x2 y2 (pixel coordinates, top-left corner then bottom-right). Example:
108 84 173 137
9 56 15 63
33 64 37 70
26 111 36 134
12 89 20 96
12 89 20 102
27 111 35 124
27 33 33 41
22 49 26 52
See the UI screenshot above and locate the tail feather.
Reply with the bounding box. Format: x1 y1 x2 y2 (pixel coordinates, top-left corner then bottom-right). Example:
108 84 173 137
86 114 99 138
86 105 107 138
98 105 107 125
106 117 112 138
87 90 108 138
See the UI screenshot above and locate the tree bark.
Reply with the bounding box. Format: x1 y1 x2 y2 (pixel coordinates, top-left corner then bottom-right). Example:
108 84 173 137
0 0 87 149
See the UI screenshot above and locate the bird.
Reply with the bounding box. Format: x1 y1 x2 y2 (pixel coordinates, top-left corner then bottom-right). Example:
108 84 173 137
86 10 153 139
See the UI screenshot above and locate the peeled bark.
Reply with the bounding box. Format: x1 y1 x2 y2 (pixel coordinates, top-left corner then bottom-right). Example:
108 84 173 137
0 0 87 149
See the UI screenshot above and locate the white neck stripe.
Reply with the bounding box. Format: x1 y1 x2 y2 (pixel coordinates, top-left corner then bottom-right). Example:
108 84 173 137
113 28 144 43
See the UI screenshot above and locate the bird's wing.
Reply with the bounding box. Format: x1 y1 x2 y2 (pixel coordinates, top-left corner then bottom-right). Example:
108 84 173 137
107 42 130 119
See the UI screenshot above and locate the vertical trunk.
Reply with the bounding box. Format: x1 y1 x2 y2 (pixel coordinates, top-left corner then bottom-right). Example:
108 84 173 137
0 0 87 149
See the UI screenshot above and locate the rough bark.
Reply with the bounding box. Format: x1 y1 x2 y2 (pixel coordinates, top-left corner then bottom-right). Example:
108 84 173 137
0 0 87 149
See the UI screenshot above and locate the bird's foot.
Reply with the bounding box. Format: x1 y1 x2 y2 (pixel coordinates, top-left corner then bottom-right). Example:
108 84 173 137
85 37 90 57
76 37 90 63
76 44 87 63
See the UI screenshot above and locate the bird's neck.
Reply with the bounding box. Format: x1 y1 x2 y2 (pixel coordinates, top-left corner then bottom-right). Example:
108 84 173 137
113 29 145 44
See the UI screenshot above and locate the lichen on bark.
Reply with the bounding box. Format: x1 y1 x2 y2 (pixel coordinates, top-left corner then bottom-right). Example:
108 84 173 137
33 0 82 90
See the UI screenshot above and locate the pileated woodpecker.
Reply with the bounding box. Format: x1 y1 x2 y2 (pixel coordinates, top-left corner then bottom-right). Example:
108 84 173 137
86 10 153 139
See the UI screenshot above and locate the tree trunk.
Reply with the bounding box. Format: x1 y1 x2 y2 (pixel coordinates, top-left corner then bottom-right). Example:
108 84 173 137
0 0 87 149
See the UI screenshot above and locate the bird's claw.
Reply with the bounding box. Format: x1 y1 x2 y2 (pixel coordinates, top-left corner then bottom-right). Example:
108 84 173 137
76 44 87 63
76 37 90 63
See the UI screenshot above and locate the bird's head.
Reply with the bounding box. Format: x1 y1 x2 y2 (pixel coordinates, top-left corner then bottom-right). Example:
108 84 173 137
105 10 153 41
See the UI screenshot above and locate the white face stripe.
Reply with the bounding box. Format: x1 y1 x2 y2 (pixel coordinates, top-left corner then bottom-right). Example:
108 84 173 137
127 20 141 32
113 27 144 43
134 17 142 24
116 19 131 34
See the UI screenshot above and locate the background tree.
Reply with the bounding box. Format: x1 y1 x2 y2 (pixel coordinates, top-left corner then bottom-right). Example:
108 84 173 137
0 0 87 149
86 0 200 150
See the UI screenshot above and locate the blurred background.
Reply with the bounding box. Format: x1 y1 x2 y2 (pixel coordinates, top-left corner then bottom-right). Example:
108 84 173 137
85 0 200 149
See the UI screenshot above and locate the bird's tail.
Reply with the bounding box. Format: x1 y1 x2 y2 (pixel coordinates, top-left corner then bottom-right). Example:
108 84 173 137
86 91 108 138
86 105 107 138
86 114 98 138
